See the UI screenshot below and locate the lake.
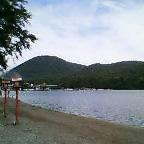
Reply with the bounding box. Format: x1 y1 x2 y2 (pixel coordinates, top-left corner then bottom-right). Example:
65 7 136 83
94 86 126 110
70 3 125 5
9 90 144 127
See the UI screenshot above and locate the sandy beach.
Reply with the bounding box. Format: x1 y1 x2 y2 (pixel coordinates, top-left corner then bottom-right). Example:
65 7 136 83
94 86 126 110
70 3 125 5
0 98 144 144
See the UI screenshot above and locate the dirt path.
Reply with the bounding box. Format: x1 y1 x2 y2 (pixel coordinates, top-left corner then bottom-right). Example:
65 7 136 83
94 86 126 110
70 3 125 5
0 98 144 144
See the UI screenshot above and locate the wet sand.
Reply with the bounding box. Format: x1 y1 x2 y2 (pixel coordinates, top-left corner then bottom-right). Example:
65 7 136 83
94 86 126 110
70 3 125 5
0 98 144 144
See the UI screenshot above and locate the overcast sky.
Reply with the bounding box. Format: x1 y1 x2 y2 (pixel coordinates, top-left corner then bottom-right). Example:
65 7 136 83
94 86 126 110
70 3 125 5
8 0 144 69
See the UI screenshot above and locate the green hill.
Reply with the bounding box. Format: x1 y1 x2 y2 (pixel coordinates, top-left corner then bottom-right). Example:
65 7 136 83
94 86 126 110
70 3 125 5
64 61 144 89
7 56 85 81
6 56 144 89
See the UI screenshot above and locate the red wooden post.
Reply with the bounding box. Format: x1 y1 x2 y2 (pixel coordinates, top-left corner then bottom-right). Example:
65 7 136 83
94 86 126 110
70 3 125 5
2 80 10 122
15 87 19 125
11 74 22 125
4 87 7 118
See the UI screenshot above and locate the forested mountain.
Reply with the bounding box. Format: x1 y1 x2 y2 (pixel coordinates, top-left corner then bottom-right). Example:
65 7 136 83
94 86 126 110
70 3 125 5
7 56 85 81
6 56 144 89
63 61 144 89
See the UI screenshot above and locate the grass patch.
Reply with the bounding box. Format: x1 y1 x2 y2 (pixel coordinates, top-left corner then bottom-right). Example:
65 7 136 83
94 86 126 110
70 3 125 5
0 107 3 117
0 107 4 125
0 109 3 114
0 106 3 113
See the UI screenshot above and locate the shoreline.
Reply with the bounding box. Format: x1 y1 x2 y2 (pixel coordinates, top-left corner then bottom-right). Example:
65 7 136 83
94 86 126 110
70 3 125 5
2 96 140 128
22 101 140 128
0 98 144 144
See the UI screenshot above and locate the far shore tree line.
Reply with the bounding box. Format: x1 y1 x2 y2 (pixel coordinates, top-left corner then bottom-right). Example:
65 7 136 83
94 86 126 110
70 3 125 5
21 64 144 90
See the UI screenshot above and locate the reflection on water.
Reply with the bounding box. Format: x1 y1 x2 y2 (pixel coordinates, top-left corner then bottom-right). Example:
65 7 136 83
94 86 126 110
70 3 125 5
9 90 144 127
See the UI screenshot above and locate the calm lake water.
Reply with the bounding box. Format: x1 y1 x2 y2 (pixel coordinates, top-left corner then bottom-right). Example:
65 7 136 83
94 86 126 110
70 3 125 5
9 90 144 127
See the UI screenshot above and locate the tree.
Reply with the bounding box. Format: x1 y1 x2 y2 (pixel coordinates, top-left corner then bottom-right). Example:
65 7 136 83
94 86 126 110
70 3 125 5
0 0 37 69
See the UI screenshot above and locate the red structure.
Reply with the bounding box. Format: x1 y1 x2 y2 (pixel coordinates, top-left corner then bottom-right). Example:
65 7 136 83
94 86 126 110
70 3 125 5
15 86 19 124
2 80 10 118
1 73 22 125
11 74 22 125
4 88 7 118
